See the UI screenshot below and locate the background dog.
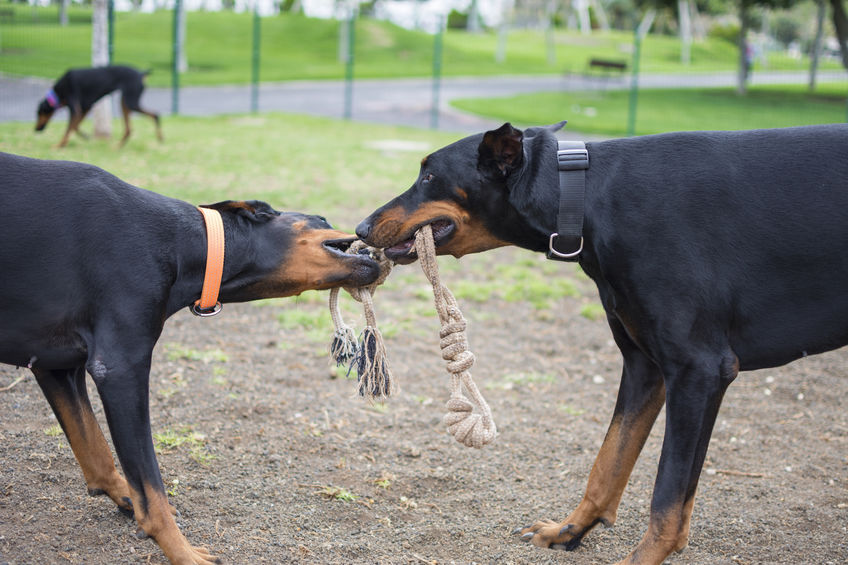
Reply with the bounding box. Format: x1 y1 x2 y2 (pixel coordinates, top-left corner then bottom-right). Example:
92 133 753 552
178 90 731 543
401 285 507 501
35 65 163 147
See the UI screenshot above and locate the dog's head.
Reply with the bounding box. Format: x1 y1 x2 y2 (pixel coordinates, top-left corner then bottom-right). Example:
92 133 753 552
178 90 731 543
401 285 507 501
35 98 56 132
205 200 381 300
356 122 567 264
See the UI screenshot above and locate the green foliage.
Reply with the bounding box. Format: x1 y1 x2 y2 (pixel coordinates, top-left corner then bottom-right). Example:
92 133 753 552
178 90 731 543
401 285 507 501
773 14 801 48
708 22 740 45
2 8 833 85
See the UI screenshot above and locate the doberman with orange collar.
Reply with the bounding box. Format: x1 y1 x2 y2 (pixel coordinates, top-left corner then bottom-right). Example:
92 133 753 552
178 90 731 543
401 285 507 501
356 122 848 564
0 151 379 564
35 65 163 148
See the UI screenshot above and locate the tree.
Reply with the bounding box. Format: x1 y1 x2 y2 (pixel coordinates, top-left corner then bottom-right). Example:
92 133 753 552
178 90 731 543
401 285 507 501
734 0 795 94
830 0 848 70
91 0 111 138
809 0 826 90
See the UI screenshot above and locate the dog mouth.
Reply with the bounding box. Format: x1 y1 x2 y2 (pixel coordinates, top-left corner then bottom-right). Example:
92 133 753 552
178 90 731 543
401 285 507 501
323 237 381 285
383 219 455 263
323 237 355 256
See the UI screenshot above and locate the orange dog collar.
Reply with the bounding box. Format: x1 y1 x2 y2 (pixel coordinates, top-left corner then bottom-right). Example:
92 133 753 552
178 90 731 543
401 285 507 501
191 206 225 316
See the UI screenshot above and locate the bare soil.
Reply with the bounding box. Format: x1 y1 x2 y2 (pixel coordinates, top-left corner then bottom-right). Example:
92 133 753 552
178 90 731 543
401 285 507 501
1 248 846 565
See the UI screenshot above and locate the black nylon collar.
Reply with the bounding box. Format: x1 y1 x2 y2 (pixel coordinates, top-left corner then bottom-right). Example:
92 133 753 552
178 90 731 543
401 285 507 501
546 140 588 262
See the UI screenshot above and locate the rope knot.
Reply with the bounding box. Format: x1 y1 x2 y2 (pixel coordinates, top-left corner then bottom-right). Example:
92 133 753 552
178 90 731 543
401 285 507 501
326 223 497 448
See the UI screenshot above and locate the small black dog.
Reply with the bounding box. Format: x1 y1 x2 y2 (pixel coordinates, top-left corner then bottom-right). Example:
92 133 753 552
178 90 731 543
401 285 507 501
35 65 163 147
356 122 848 565
0 151 379 564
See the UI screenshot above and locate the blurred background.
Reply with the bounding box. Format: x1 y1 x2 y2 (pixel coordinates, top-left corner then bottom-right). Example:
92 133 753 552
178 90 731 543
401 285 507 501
1 0 847 137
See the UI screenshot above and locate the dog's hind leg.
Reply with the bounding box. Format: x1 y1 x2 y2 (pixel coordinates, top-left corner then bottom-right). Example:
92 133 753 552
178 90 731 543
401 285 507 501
57 110 88 148
89 348 219 565
142 109 163 142
31 366 133 513
122 88 163 143
517 316 666 551
118 101 132 147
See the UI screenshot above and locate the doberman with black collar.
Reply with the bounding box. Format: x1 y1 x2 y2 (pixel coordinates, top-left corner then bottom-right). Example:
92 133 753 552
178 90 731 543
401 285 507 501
35 65 163 148
0 151 379 565
356 122 848 564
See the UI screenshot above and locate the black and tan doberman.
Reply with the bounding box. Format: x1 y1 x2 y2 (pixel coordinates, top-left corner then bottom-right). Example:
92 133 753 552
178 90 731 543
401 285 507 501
356 122 848 564
35 65 163 147
0 152 379 564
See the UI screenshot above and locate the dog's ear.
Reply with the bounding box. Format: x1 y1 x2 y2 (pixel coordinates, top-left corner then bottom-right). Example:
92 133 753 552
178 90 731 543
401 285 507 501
524 120 567 138
478 122 524 178
203 200 279 222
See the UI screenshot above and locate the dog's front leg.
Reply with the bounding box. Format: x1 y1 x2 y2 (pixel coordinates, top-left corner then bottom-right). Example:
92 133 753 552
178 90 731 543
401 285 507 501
90 350 219 565
517 317 665 551
32 366 133 513
58 112 86 148
617 349 738 565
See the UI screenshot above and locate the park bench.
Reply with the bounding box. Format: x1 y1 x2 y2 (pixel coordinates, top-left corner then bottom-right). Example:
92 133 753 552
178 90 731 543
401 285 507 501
586 58 628 75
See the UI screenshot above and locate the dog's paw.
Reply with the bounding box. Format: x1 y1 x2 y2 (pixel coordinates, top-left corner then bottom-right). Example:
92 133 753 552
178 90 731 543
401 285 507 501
513 519 585 550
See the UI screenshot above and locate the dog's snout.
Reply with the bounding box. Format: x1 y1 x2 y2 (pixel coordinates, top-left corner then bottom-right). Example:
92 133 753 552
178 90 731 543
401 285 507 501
355 220 371 241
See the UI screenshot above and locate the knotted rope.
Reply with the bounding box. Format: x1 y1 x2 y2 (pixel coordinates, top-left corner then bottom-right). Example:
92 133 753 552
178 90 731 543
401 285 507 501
412 226 497 448
328 242 394 399
327 225 497 448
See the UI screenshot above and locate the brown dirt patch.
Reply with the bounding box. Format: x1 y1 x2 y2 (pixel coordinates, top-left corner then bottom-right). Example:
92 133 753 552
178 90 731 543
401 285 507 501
1 248 846 564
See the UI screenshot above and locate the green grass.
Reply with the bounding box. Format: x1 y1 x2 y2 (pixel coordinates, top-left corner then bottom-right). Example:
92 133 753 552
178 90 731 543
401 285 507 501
1 8 839 85
153 426 216 465
452 83 848 137
0 112 457 227
165 344 229 363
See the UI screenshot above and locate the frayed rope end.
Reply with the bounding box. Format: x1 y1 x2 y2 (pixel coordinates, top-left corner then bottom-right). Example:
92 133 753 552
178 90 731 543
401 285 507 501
352 326 394 400
329 325 358 367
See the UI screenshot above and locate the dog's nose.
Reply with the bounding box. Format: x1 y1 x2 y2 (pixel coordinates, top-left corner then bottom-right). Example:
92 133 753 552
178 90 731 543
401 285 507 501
355 220 371 241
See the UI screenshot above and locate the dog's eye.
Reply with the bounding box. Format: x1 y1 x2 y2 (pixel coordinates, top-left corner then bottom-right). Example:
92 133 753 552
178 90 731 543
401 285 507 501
421 173 434 184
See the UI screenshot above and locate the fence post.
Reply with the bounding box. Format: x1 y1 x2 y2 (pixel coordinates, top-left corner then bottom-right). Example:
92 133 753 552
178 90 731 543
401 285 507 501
171 0 181 115
626 10 655 137
107 0 114 63
430 15 444 130
251 2 260 113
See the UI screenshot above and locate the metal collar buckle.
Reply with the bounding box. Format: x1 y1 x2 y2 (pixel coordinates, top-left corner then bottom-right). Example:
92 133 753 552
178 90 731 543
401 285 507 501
190 301 222 317
547 234 583 259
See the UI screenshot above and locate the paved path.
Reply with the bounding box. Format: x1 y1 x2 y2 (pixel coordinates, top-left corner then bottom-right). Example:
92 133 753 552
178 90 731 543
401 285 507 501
1 70 845 133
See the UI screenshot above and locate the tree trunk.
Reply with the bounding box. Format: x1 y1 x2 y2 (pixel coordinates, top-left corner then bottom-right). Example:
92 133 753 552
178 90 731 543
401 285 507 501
736 1 751 95
91 0 111 138
544 0 556 65
496 23 508 63
59 0 70 26
176 0 188 73
830 0 848 70
590 0 610 31
678 0 692 65
467 0 481 33
575 0 591 35
810 0 826 90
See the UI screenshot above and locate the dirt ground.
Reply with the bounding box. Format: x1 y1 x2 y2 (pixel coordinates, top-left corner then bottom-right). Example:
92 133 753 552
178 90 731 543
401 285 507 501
1 247 846 565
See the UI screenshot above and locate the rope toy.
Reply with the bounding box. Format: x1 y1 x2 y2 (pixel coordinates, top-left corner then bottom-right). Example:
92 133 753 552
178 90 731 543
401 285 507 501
327 225 497 449
328 241 395 399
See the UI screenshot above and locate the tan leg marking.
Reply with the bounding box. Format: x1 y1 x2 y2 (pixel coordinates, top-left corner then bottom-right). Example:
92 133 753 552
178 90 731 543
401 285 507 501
51 395 132 511
130 482 219 565
520 383 666 549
